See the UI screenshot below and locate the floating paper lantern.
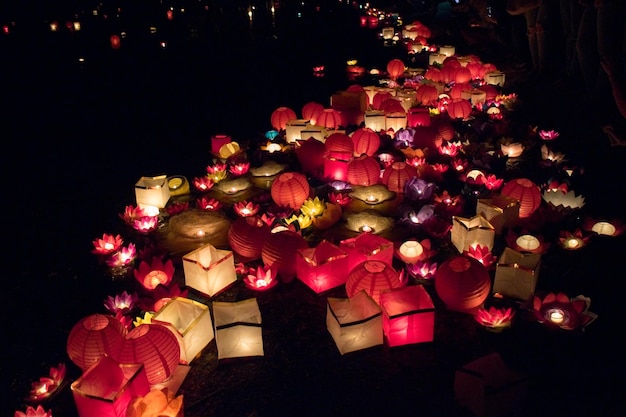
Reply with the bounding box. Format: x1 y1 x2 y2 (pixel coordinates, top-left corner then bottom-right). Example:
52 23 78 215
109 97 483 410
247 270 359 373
347 155 381 186
447 99 472 120
213 298 264 359
415 84 439 106
451 215 495 254
135 175 170 209
439 45 455 57
67 314 127 371
435 255 491 314
302 101 324 122
227 216 271 261
398 240 424 264
326 290 383 355
270 172 310 210
385 111 408 132
380 285 435 347
182 243 237 298
71 356 150 417
345 260 406 305
261 230 309 283
110 34 121 49
270 106 297 131
501 178 542 219
296 240 349 294
114 323 181 385
152 297 214 364
476 196 520 235
500 141 525 158
316 108 343 130
493 247 541 301
351 127 380 157
340 233 394 272
363 110 386 132
210 134 232 154
284 119 310 143
381 161 417 193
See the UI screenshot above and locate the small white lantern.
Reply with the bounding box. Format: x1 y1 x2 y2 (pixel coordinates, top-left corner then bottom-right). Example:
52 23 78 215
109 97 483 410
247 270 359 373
493 247 541 300
485 71 506 86
326 290 383 355
135 175 170 209
364 110 386 132
429 53 446 66
385 112 408 132
476 196 520 235
300 124 327 142
439 45 456 57
182 243 237 298
285 119 311 144
213 298 264 359
451 215 495 254
152 297 214 364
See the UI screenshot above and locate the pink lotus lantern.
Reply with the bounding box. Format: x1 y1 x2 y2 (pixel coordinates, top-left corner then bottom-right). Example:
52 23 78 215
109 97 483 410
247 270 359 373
381 161 418 193
406 260 438 281
501 178 542 219
228 216 271 261
15 405 52 417
270 172 310 210
345 260 406 305
339 233 394 273
558 229 590 250
134 257 175 291
66 314 127 371
232 200 260 217
435 255 491 314
131 215 159 234
120 205 150 226
474 306 515 332
296 240 349 294
229 160 250 176
270 106 297 131
92 233 123 256
243 264 279 291
261 229 309 283
380 285 435 347
351 127 380 157
464 244 497 268
196 196 223 211
28 363 66 402
530 292 594 330
71 355 150 417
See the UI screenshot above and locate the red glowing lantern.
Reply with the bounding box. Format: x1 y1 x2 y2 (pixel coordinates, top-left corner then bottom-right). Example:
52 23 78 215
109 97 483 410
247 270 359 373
501 178 542 218
67 314 127 371
347 155 381 186
302 101 324 123
415 84 439 106
166 9 174 20
435 255 491 314
424 67 443 83
113 323 180 385
467 61 485 79
270 106 297 131
380 98 406 114
340 233 394 273
351 127 380 157
434 119 456 141
447 99 472 120
323 153 351 182
110 34 121 50
381 161 418 193
479 84 499 101
345 260 406 305
210 134 232 154
261 230 309 283
296 240 350 294
454 67 473 84
315 108 342 130
295 137 326 174
386 58 405 80
325 132 354 155
449 82 471 100
372 91 394 110
380 285 434 346
407 107 431 127
228 216 271 261
270 172 310 209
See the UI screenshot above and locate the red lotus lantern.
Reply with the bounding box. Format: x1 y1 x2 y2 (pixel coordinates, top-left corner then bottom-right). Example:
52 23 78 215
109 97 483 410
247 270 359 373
110 34 121 50
407 107 431 127
345 260 406 305
501 178 542 218
325 132 354 155
302 101 324 123
316 108 342 130
270 171 310 210
381 161 418 193
447 99 472 120
67 314 127 371
435 255 491 314
227 216 271 261
270 106 297 131
261 230 309 283
372 91 394 110
386 58 405 80
351 127 380 157
415 84 439 106
347 155 381 186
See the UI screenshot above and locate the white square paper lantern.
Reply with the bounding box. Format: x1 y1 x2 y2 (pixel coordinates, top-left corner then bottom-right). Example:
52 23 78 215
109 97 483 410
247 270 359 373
135 175 170 209
213 298 264 359
451 215 495 254
182 243 237 298
493 247 541 300
385 112 407 132
285 119 311 144
152 297 214 364
364 110 386 132
476 196 520 235
326 290 383 355
300 124 326 142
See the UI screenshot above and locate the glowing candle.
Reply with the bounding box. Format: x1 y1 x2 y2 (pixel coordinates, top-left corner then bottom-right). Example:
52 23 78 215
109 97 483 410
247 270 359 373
366 195 378 203
566 238 580 249
399 241 424 264
549 310 564 325
516 234 540 251
361 225 373 233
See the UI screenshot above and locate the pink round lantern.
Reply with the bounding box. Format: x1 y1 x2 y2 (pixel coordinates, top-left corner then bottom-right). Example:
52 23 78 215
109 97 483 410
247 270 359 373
501 178 542 218
435 255 491 314
372 91 394 110
296 137 326 174
114 323 180 385
302 101 324 122
407 107 431 127
67 314 127 371
447 99 472 120
454 66 472 84
415 84 439 106
270 172 310 210
261 230 309 283
351 127 381 157
325 132 354 155
228 216 271 260
345 260 405 305
347 155 381 186
316 108 342 130
443 56 461 68
381 161 418 193
387 58 405 80
270 106 297 131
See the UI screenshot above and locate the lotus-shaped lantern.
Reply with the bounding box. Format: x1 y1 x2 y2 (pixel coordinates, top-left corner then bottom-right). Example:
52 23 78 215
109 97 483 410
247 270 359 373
14 405 53 417
104 290 138 315
406 260 438 281
542 189 585 213
206 162 228 182
505 230 550 254
243 264 278 291
404 177 435 201
558 229 590 250
233 200 260 217
120 205 150 225
328 191 352 207
474 306 515 332
105 243 137 267
464 244 497 268
91 233 123 256
300 196 326 218
165 201 189 216
229 160 251 176
196 196 223 211
538 129 560 141
134 257 175 290
530 292 594 330
483 174 504 191
28 363 66 402
132 215 159 233
581 216 626 237
193 176 215 192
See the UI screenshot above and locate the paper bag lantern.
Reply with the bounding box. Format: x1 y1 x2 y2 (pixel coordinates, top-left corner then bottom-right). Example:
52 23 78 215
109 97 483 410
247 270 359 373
152 297 214 364
296 240 349 294
213 298 264 359
435 255 491 314
493 247 541 300
261 230 309 283
285 119 311 143
326 290 383 355
451 215 495 254
476 196 520 235
182 243 237 298
501 178 541 219
135 175 170 209
339 233 394 273
270 172 310 210
227 216 271 261
345 260 406 305
71 356 150 417
380 285 435 347
67 314 127 371
454 353 527 417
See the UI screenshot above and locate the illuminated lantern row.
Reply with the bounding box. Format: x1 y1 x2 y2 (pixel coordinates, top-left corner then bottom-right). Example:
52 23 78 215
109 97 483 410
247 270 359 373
435 255 491 314
213 298 264 359
296 240 349 294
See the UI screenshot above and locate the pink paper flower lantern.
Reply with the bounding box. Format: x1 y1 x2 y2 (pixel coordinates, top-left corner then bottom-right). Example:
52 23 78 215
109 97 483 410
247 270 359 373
133 257 175 290
345 260 406 305
66 314 127 371
270 172 310 210
435 255 491 314
501 178 542 219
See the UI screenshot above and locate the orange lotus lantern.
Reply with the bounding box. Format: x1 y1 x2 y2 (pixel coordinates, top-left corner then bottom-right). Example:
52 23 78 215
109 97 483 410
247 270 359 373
435 255 491 314
67 314 127 371
380 285 435 346
270 106 297 131
270 172 310 210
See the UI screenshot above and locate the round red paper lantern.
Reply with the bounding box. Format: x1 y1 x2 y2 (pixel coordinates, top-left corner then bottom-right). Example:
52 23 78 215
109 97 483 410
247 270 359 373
443 56 462 68
449 83 471 100
345 260 405 305
316 108 342 130
261 230 309 283
387 58 405 80
407 107 432 127
424 67 443 83
380 98 406 114
447 99 472 120
228 216 271 260
347 155 381 186
478 84 499 101
302 101 324 123
351 127 380 157
434 119 456 141
114 323 180 385
346 84 365 93
372 91 394 110
381 161 418 193
67 314 127 371
270 172 310 209
440 65 457 83
415 84 439 106
325 132 354 155
110 34 121 50
270 106 297 131
296 137 326 174
435 255 491 313
501 177 542 218
467 61 485 79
